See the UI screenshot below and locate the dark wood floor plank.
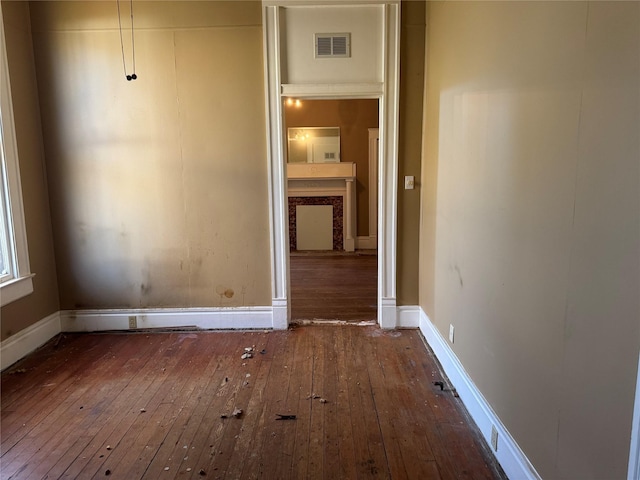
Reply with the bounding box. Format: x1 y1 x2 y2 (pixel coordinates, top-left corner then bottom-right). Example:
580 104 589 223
139 333 238 479
290 254 377 322
123 333 221 479
54 335 177 479
1 334 127 444
200 335 275 478
343 327 389 479
1 334 159 479
361 331 412 480
77 334 188 479
1 327 505 480
365 328 443 479
332 326 359 480
278 327 314 480
306 329 325 480
230 333 279 480
250 330 297 480
319 327 340 480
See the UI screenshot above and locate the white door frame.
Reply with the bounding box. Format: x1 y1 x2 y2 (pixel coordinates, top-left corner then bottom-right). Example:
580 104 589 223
368 127 379 247
262 1 400 329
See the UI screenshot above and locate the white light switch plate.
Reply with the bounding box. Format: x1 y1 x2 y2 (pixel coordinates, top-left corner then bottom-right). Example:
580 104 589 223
404 176 415 189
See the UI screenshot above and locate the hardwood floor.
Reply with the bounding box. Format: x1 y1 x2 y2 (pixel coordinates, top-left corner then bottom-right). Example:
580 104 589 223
1 326 505 479
290 252 377 323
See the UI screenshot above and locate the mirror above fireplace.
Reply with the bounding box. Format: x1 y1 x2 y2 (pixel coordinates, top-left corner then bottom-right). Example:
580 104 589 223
287 127 340 164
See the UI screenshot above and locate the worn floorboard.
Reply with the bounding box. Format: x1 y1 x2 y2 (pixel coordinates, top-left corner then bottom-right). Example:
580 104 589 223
290 253 377 323
1 327 505 479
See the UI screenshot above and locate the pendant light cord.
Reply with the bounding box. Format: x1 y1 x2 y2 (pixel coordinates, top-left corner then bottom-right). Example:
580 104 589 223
117 0 137 81
129 0 136 75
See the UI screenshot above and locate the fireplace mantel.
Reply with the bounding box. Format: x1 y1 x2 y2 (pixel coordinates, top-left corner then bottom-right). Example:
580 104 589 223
287 162 356 251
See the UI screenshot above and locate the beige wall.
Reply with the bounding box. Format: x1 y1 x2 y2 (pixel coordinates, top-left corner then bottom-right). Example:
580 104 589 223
284 99 378 238
1 1 59 342
420 2 639 478
282 5 383 85
396 0 425 306
29 1 271 310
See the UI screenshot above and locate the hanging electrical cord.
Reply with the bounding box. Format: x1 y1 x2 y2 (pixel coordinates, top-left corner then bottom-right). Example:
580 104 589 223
117 0 137 81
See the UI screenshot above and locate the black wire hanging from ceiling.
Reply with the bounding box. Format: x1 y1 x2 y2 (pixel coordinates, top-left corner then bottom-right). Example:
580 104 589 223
117 0 137 81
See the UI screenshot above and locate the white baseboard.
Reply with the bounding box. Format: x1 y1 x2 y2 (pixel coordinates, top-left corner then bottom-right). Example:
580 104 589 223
628 353 640 480
271 299 288 330
355 235 377 249
419 309 541 480
379 297 397 329
396 305 420 328
1 311 61 371
60 307 274 332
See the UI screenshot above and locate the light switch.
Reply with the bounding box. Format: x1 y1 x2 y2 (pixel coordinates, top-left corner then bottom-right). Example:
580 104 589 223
404 176 415 190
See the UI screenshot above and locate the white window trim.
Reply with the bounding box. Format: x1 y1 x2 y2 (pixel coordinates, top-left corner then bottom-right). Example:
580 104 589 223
0 8 34 307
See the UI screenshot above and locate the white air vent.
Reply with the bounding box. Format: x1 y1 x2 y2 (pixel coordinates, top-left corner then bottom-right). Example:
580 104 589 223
314 33 351 58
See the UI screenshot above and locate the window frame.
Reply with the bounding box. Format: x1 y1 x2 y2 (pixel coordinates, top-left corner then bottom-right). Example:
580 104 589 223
0 7 34 307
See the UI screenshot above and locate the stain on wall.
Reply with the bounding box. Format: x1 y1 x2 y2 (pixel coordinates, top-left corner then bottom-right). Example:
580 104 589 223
29 1 271 310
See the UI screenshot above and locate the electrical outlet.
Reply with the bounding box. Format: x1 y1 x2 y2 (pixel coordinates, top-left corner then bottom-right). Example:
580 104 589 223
449 324 455 343
128 316 137 329
491 425 499 451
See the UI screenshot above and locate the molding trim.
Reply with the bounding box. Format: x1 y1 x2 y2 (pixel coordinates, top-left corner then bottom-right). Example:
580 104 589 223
264 1 399 6
355 235 377 250
263 2 400 329
419 309 541 480
281 83 383 98
368 128 379 240
629 353 640 480
379 297 397 329
396 305 419 328
1 311 61 371
60 307 274 333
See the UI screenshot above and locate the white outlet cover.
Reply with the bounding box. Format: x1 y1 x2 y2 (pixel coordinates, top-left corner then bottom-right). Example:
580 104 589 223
449 324 454 343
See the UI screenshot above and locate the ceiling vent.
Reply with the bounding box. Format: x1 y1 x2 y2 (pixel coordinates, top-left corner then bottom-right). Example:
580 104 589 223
314 33 351 58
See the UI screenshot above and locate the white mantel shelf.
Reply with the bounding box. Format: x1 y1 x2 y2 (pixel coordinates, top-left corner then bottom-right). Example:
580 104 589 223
287 162 357 251
287 162 356 180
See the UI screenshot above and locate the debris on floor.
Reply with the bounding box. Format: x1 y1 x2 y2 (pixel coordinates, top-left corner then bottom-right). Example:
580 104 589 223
232 408 243 418
275 414 296 420
307 393 329 403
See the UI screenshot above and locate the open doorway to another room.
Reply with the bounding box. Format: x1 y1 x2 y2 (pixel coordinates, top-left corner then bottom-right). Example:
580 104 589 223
284 98 379 323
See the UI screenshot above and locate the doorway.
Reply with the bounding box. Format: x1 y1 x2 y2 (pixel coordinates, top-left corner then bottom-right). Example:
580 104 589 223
285 99 379 323
261 2 401 329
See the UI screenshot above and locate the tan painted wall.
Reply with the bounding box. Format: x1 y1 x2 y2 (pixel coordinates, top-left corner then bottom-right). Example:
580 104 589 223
396 0 424 306
29 1 271 310
420 2 639 478
1 1 59 342
284 99 378 238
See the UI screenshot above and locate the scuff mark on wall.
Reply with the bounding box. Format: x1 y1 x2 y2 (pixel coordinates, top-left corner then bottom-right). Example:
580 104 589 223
452 264 464 288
